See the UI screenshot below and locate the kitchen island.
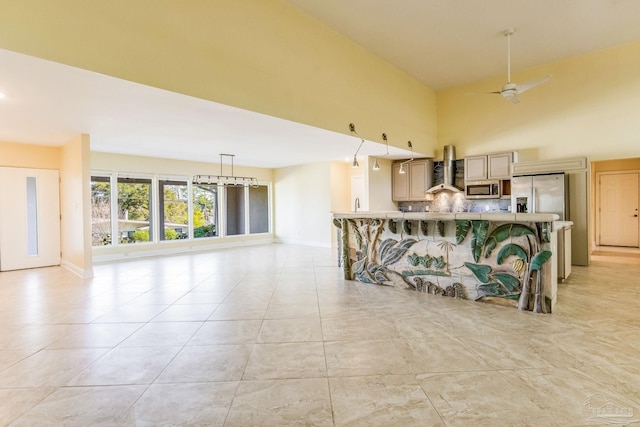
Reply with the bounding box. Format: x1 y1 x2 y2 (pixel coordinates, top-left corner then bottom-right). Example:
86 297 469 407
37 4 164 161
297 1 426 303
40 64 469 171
333 211 560 313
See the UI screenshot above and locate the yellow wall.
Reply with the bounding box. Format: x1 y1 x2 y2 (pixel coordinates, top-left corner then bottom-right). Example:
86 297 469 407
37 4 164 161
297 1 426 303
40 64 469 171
0 141 60 169
437 40 640 161
60 134 93 277
0 0 437 155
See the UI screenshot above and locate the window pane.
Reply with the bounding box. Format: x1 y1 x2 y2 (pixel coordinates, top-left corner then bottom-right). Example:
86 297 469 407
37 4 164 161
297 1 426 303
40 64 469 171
193 184 218 238
26 176 38 256
159 180 188 241
117 178 152 244
249 185 269 234
91 176 111 246
226 186 245 236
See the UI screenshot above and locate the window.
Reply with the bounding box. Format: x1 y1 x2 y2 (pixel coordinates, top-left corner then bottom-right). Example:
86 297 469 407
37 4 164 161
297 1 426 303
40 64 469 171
226 185 245 236
91 170 270 247
193 183 218 238
159 180 188 241
91 176 111 246
91 176 112 246
117 177 152 244
26 176 38 256
249 185 269 234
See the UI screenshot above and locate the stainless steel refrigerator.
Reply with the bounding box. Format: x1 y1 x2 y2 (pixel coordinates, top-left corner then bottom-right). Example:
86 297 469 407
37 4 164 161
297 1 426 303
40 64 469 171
511 173 569 220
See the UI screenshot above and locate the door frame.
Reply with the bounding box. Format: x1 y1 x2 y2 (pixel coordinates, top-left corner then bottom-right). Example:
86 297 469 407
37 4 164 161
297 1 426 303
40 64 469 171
0 166 62 271
595 170 640 247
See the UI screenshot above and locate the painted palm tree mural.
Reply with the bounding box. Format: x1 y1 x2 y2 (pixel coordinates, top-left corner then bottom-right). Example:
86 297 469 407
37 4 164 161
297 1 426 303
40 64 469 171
336 216 553 313
456 220 552 313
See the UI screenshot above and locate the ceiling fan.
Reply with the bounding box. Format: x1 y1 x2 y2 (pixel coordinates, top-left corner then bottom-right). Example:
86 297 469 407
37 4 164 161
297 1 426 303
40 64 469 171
488 29 551 104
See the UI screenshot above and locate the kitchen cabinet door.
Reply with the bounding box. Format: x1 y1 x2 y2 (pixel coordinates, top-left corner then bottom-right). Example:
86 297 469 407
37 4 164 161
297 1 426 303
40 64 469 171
464 156 487 181
392 162 409 201
488 152 513 179
409 160 432 200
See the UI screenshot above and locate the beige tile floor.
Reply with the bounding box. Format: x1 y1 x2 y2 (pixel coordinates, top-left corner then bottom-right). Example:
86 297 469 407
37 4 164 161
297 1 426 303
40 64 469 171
0 244 639 426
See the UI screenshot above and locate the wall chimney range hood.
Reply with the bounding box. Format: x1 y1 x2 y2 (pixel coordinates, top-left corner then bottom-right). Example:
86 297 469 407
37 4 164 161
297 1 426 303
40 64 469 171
426 145 462 194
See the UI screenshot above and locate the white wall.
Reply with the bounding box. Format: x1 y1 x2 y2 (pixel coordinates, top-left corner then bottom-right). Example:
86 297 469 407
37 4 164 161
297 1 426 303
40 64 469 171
274 162 334 247
60 134 93 277
91 152 273 182
330 161 351 247
367 157 397 212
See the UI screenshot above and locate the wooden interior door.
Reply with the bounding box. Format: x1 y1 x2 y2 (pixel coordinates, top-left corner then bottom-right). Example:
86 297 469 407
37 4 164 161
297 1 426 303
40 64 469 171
599 172 639 247
0 167 61 271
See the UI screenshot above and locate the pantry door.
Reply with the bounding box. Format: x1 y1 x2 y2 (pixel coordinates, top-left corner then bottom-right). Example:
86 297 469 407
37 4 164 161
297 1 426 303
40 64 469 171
599 172 639 247
0 167 61 271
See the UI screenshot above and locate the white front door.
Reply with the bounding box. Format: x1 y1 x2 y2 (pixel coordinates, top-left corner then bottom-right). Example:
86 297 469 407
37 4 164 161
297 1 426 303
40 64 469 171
599 172 639 247
0 167 61 271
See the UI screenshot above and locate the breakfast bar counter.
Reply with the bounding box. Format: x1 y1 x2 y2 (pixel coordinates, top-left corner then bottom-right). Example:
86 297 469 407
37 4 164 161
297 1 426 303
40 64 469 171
332 211 560 313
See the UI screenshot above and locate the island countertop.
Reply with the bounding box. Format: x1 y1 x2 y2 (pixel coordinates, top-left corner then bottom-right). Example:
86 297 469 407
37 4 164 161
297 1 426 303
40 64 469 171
333 211 560 222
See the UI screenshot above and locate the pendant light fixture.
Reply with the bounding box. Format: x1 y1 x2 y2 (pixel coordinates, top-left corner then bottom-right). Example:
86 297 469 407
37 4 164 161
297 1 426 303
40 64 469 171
349 123 365 168
193 154 259 187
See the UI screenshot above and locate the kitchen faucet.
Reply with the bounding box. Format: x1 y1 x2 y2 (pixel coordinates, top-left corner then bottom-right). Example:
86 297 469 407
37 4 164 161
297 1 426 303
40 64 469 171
354 197 360 212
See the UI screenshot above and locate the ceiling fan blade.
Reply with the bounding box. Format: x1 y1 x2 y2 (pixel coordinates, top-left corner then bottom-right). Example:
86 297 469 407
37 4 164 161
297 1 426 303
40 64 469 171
517 75 552 94
465 90 503 96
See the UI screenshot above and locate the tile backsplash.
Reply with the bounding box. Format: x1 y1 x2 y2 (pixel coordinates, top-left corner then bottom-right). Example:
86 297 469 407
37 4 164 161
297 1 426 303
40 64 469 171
398 198 511 213
397 159 511 213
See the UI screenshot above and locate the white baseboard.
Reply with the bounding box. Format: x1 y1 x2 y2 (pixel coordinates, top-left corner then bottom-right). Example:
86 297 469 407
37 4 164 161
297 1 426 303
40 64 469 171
93 237 276 264
274 238 332 248
61 260 94 278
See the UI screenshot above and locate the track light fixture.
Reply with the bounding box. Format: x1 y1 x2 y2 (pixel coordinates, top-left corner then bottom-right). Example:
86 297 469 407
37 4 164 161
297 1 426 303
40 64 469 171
372 132 390 171
349 123 365 168
398 141 414 174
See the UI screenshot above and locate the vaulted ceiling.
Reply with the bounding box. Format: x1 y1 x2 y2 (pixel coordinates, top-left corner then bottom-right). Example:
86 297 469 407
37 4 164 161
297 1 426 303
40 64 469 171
285 0 640 90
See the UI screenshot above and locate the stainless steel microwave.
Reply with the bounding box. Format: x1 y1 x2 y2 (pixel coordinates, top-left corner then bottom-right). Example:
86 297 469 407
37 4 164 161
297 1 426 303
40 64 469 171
465 181 501 199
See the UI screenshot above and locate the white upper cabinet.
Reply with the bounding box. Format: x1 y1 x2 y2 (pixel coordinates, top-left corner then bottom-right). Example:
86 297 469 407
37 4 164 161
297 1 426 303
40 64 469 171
392 159 433 201
464 152 514 181
487 152 513 179
464 156 488 181
392 162 409 201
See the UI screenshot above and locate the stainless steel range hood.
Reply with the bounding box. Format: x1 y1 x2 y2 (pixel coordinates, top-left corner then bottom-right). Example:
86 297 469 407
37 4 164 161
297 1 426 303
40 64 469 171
426 145 462 194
